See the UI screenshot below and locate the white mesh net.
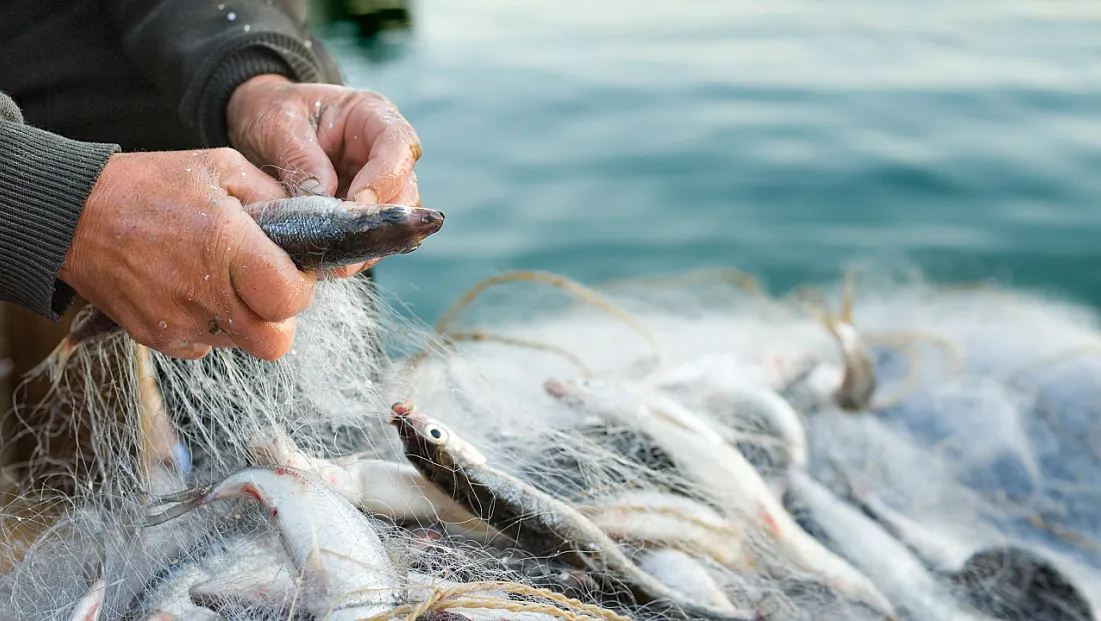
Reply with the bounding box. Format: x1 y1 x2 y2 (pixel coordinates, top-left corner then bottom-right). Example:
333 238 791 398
1 267 1098 621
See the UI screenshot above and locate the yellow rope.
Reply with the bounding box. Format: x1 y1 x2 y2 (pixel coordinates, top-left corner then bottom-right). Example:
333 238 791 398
444 330 593 377
323 579 634 621
433 271 662 368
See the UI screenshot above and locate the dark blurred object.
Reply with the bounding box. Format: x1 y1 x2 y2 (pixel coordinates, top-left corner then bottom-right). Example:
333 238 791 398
315 0 412 37
949 546 1094 621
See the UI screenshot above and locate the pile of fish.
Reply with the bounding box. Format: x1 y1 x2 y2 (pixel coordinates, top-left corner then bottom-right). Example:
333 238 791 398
3 198 1101 621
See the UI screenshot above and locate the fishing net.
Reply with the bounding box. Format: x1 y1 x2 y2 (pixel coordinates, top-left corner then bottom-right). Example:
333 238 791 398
0 266 1099 621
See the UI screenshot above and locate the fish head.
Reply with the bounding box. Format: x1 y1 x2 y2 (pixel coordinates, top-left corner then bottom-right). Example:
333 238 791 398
356 204 446 255
249 426 296 466
544 376 659 427
544 376 633 417
404 205 446 239
390 402 487 472
548 377 724 441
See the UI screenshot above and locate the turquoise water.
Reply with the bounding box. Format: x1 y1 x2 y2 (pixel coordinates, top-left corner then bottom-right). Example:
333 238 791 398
320 0 1101 323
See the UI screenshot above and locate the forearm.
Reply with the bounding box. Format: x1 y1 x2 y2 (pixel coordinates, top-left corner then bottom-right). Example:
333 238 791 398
104 0 341 147
0 93 119 320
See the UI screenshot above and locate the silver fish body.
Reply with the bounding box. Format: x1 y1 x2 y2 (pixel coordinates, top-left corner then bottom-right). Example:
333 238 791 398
144 466 400 621
544 376 896 619
390 403 758 621
654 370 810 475
634 548 742 614
247 197 444 270
248 425 489 537
578 489 748 570
787 470 995 621
135 529 291 621
53 197 444 354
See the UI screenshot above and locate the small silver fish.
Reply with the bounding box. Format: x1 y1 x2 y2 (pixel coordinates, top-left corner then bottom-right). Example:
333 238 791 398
544 376 896 619
390 402 759 621
246 197 444 270
144 466 401 621
248 425 493 540
787 470 996 621
635 548 743 614
654 370 810 473
134 528 292 621
578 489 749 570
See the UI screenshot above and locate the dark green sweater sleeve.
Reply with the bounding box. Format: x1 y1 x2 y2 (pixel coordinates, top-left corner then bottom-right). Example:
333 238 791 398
0 93 120 320
104 1 337 147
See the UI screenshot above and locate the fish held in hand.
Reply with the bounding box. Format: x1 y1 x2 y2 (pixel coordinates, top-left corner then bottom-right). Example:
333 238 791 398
389 401 759 621
246 196 445 270
40 196 443 369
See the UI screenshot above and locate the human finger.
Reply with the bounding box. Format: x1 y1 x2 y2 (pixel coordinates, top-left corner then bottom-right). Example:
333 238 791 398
146 339 214 361
219 314 298 361
220 202 317 323
346 118 422 204
390 171 421 207
190 325 243 350
215 148 291 205
320 257 384 280
255 103 341 196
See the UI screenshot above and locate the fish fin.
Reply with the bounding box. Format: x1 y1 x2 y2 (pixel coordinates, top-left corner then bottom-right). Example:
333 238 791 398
298 547 333 605
190 571 297 613
140 485 209 526
305 544 326 575
299 527 331 597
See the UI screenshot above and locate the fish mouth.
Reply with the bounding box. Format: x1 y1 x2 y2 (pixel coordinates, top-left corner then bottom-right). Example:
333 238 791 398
543 378 570 399
411 207 445 236
389 401 421 432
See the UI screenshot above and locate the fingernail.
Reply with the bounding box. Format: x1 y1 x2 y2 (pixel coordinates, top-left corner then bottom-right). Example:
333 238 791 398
353 188 379 205
297 178 324 196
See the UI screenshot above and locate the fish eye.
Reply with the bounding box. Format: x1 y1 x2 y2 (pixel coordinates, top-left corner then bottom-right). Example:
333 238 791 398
424 424 448 444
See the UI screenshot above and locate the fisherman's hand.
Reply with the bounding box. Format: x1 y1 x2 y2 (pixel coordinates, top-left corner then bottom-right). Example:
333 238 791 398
57 149 316 360
226 75 422 278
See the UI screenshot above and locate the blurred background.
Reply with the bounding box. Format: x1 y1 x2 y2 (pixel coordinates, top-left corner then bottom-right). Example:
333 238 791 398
310 0 1101 323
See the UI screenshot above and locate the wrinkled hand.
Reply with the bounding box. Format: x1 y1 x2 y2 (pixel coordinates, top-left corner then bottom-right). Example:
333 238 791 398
226 75 423 278
57 149 316 360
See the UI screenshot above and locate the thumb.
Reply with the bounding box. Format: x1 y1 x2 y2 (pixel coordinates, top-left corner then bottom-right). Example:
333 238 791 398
266 111 340 197
225 208 317 323
218 151 289 206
